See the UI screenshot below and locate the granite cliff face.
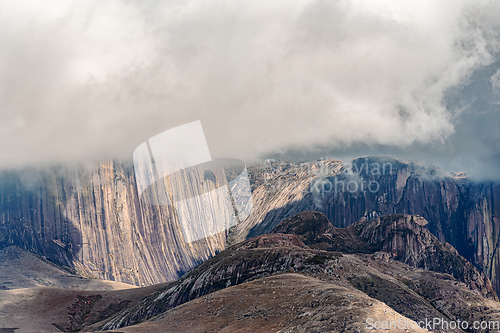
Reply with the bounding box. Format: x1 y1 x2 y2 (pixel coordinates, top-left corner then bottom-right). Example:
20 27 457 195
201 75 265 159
0 156 499 295
0 161 227 286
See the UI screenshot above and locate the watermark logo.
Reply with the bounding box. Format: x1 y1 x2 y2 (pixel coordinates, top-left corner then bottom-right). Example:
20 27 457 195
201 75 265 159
261 158 395 199
366 317 500 331
133 121 253 243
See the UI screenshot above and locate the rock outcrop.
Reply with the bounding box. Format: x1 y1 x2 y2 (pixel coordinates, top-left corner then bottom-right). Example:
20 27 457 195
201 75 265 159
273 212 497 300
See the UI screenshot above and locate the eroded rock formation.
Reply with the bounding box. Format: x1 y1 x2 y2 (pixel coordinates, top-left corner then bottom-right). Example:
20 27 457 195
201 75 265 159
0 161 227 286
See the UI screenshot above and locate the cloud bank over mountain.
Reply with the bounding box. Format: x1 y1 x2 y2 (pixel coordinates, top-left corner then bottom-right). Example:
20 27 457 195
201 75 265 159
0 0 499 175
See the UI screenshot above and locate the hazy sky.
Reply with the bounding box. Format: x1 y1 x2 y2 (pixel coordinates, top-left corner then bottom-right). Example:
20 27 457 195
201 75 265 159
0 0 499 178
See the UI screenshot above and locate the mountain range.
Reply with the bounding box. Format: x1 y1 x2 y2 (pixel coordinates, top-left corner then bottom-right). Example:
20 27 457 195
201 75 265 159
1 156 498 294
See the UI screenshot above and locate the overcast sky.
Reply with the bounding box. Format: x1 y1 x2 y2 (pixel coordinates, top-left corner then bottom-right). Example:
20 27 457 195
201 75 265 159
0 0 499 179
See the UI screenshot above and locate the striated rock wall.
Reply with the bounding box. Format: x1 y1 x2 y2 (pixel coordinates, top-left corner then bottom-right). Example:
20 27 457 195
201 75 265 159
0 160 227 286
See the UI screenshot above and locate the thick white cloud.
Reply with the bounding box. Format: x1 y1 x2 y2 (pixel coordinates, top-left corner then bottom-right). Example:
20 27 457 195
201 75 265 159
0 0 498 166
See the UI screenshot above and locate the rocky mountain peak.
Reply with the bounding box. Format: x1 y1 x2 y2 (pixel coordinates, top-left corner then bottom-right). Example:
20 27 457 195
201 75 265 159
273 212 498 300
272 211 333 242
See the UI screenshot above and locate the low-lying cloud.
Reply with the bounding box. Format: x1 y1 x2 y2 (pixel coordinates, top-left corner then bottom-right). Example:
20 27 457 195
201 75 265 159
0 0 499 172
